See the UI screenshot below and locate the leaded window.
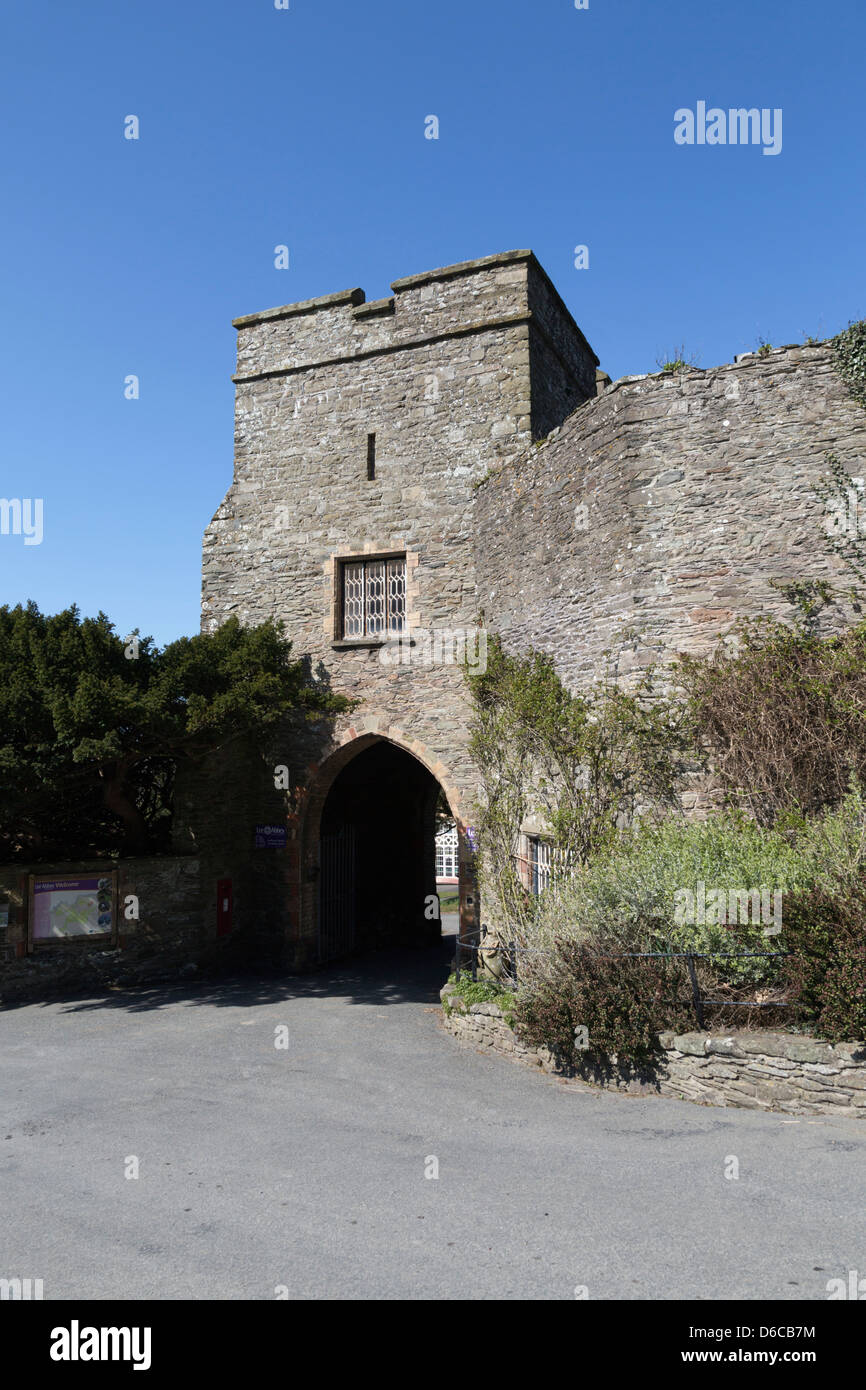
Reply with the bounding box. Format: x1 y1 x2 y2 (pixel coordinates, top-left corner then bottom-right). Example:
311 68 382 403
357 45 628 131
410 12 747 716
341 556 406 639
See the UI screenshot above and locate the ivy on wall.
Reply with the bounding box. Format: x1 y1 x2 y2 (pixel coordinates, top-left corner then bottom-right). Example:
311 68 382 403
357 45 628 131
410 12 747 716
466 637 683 934
833 319 866 410
812 451 866 591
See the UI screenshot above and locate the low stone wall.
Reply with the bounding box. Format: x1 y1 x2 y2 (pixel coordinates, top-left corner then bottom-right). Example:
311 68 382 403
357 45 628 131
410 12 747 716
440 987 866 1118
0 857 204 1002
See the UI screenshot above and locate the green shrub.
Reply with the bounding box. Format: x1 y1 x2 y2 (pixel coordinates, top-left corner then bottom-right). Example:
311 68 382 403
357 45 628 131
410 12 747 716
525 812 810 985
515 938 698 1063
466 635 683 937
506 790 866 1053
784 780 866 892
655 344 700 373
782 884 866 1042
444 972 516 1026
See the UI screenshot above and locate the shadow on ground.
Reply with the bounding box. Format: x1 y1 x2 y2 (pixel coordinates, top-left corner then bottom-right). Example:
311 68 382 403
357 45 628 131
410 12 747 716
0 934 457 1016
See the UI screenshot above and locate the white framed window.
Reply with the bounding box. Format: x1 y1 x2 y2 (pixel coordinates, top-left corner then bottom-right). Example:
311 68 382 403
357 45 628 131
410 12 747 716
435 824 459 879
341 556 406 639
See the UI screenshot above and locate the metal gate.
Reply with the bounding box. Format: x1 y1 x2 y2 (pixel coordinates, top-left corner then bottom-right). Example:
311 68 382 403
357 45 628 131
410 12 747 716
318 825 356 961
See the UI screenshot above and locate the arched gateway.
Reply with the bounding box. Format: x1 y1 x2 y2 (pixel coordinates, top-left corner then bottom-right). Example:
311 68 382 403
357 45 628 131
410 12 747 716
299 732 474 962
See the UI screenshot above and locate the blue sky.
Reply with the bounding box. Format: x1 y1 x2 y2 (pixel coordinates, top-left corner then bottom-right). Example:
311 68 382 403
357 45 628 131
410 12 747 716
1 0 863 645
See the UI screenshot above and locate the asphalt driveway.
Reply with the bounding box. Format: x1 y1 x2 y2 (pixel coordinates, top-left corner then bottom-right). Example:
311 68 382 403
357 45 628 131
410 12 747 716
1 937 864 1300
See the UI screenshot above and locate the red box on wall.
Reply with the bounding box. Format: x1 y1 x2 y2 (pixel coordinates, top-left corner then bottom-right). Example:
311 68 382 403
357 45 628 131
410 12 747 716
216 879 233 937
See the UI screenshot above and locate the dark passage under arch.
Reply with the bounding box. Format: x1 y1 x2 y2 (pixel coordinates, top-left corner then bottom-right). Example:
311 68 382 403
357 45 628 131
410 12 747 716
318 740 447 959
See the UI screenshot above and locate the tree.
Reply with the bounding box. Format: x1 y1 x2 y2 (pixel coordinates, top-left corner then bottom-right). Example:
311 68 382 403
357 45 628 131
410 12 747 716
0 603 348 860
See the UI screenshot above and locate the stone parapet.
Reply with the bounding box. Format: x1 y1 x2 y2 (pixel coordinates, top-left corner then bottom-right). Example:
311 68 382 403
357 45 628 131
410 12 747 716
474 340 866 695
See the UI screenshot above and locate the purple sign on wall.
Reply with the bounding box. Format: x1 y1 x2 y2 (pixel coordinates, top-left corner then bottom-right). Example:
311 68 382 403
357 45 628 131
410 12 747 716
32 875 114 939
254 824 288 849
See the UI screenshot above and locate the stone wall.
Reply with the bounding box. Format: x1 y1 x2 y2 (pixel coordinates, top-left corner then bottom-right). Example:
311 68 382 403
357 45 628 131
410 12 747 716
527 257 598 438
441 988 866 1119
193 250 599 956
10 256 864 986
474 342 866 694
202 252 597 757
187 254 866 964
0 856 203 1001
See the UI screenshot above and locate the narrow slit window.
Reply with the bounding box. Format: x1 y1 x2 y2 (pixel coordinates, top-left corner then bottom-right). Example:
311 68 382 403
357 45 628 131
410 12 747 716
367 433 376 480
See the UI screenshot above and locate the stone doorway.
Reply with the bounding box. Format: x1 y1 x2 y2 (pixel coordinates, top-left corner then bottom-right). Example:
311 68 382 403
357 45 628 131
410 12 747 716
315 738 456 960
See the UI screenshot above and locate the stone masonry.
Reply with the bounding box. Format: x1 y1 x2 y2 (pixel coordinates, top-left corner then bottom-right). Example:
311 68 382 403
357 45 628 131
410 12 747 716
185 249 865 964
0 857 202 1001
191 251 599 957
201 247 597 754
9 252 864 989
474 341 866 693
441 989 866 1120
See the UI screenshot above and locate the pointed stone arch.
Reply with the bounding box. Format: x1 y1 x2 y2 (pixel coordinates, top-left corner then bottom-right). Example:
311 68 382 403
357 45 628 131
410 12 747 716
295 721 475 961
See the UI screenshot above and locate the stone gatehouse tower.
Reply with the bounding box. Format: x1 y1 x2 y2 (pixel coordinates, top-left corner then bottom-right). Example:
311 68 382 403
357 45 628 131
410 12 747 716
185 247 865 967
193 251 599 960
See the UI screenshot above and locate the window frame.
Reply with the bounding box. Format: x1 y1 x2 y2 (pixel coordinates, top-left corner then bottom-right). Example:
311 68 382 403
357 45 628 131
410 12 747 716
336 551 407 643
527 836 552 896
435 823 459 879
